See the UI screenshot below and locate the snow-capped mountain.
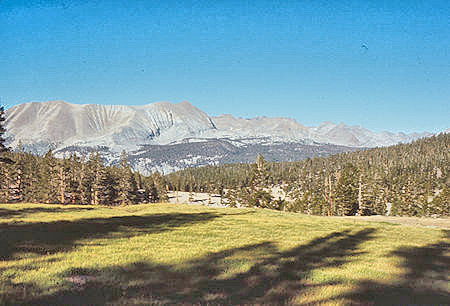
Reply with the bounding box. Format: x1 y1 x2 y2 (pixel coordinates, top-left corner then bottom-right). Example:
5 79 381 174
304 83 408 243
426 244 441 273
4 100 434 174
307 121 432 147
5 100 216 153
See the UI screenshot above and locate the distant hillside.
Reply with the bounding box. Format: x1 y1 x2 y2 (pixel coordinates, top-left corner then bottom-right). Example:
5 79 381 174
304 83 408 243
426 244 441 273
166 133 449 217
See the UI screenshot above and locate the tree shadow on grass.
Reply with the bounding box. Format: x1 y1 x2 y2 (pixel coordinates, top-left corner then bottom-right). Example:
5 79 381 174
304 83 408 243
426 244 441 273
0 212 219 261
20 228 377 305
0 206 94 218
314 229 450 305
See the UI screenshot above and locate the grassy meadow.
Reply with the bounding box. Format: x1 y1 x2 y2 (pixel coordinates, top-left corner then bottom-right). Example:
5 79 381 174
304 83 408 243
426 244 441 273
0 203 448 305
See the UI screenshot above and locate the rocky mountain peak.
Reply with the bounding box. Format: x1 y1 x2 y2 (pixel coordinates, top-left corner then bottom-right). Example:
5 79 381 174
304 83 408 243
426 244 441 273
3 100 438 173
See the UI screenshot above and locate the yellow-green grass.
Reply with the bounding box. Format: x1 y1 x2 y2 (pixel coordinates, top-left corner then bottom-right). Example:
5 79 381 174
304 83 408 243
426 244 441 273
0 203 448 305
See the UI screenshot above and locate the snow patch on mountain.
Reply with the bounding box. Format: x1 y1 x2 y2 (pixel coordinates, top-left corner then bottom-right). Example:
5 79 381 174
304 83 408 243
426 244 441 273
3 100 441 173
5 100 216 153
6 100 434 151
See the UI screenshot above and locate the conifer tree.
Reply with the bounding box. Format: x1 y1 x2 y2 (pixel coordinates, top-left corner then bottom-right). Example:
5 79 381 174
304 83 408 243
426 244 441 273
245 154 273 208
152 172 168 202
116 150 132 205
0 105 7 153
127 168 139 203
76 156 89 204
335 163 359 216
21 153 38 203
101 167 118 205
0 105 14 166
35 150 59 203
64 154 82 204
0 152 13 202
12 148 27 202
225 188 238 207
87 152 105 205
323 175 334 216
251 154 269 189
57 160 66 204
431 186 449 216
143 176 159 203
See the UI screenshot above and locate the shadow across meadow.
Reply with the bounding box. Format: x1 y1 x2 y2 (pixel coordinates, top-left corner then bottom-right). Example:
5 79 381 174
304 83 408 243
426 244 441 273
20 228 449 305
25 228 377 305
3 216 448 305
0 211 219 261
330 229 449 305
0 206 94 218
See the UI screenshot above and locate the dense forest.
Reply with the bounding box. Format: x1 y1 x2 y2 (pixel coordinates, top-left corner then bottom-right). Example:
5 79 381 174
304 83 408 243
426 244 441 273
0 149 168 205
166 134 449 217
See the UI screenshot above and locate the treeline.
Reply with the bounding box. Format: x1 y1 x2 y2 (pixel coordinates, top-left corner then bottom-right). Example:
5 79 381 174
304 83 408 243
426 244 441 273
166 134 449 217
0 150 167 205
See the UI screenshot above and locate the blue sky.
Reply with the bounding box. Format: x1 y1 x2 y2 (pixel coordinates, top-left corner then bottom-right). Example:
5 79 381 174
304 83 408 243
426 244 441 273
1 0 449 133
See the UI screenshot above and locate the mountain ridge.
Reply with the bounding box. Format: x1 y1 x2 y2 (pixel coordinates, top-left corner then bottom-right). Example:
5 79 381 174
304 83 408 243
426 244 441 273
5 100 434 149
4 100 438 174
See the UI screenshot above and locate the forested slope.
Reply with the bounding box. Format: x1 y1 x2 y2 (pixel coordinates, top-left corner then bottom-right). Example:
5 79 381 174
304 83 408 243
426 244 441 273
0 150 167 205
166 134 449 217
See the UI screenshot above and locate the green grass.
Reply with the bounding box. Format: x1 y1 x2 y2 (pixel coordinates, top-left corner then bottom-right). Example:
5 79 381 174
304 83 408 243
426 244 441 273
0 203 448 305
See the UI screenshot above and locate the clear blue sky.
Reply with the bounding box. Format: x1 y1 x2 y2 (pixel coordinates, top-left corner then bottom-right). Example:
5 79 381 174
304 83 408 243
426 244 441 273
1 0 449 133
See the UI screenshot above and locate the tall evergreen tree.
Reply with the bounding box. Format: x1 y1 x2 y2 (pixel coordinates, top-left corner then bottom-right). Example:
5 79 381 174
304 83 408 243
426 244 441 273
21 153 39 203
86 152 105 205
101 167 118 205
0 105 7 153
36 150 59 203
11 149 27 202
0 152 13 202
64 154 82 204
246 154 273 208
116 150 132 205
334 163 360 216
0 105 14 166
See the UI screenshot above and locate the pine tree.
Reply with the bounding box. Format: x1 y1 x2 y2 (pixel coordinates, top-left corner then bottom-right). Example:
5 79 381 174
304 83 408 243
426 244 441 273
143 176 159 203
35 150 59 203
116 150 132 205
57 160 66 204
0 152 13 202
225 188 238 207
335 163 359 216
290 191 310 213
86 152 105 205
248 189 273 208
21 153 39 203
152 172 168 202
0 105 13 166
0 105 7 153
65 154 82 204
101 167 118 205
12 149 27 202
251 154 270 189
127 168 139 204
430 186 450 216
245 154 273 208
323 175 334 216
77 156 89 204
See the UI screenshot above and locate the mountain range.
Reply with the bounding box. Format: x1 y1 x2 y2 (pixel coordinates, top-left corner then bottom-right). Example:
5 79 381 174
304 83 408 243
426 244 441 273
4 100 434 174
